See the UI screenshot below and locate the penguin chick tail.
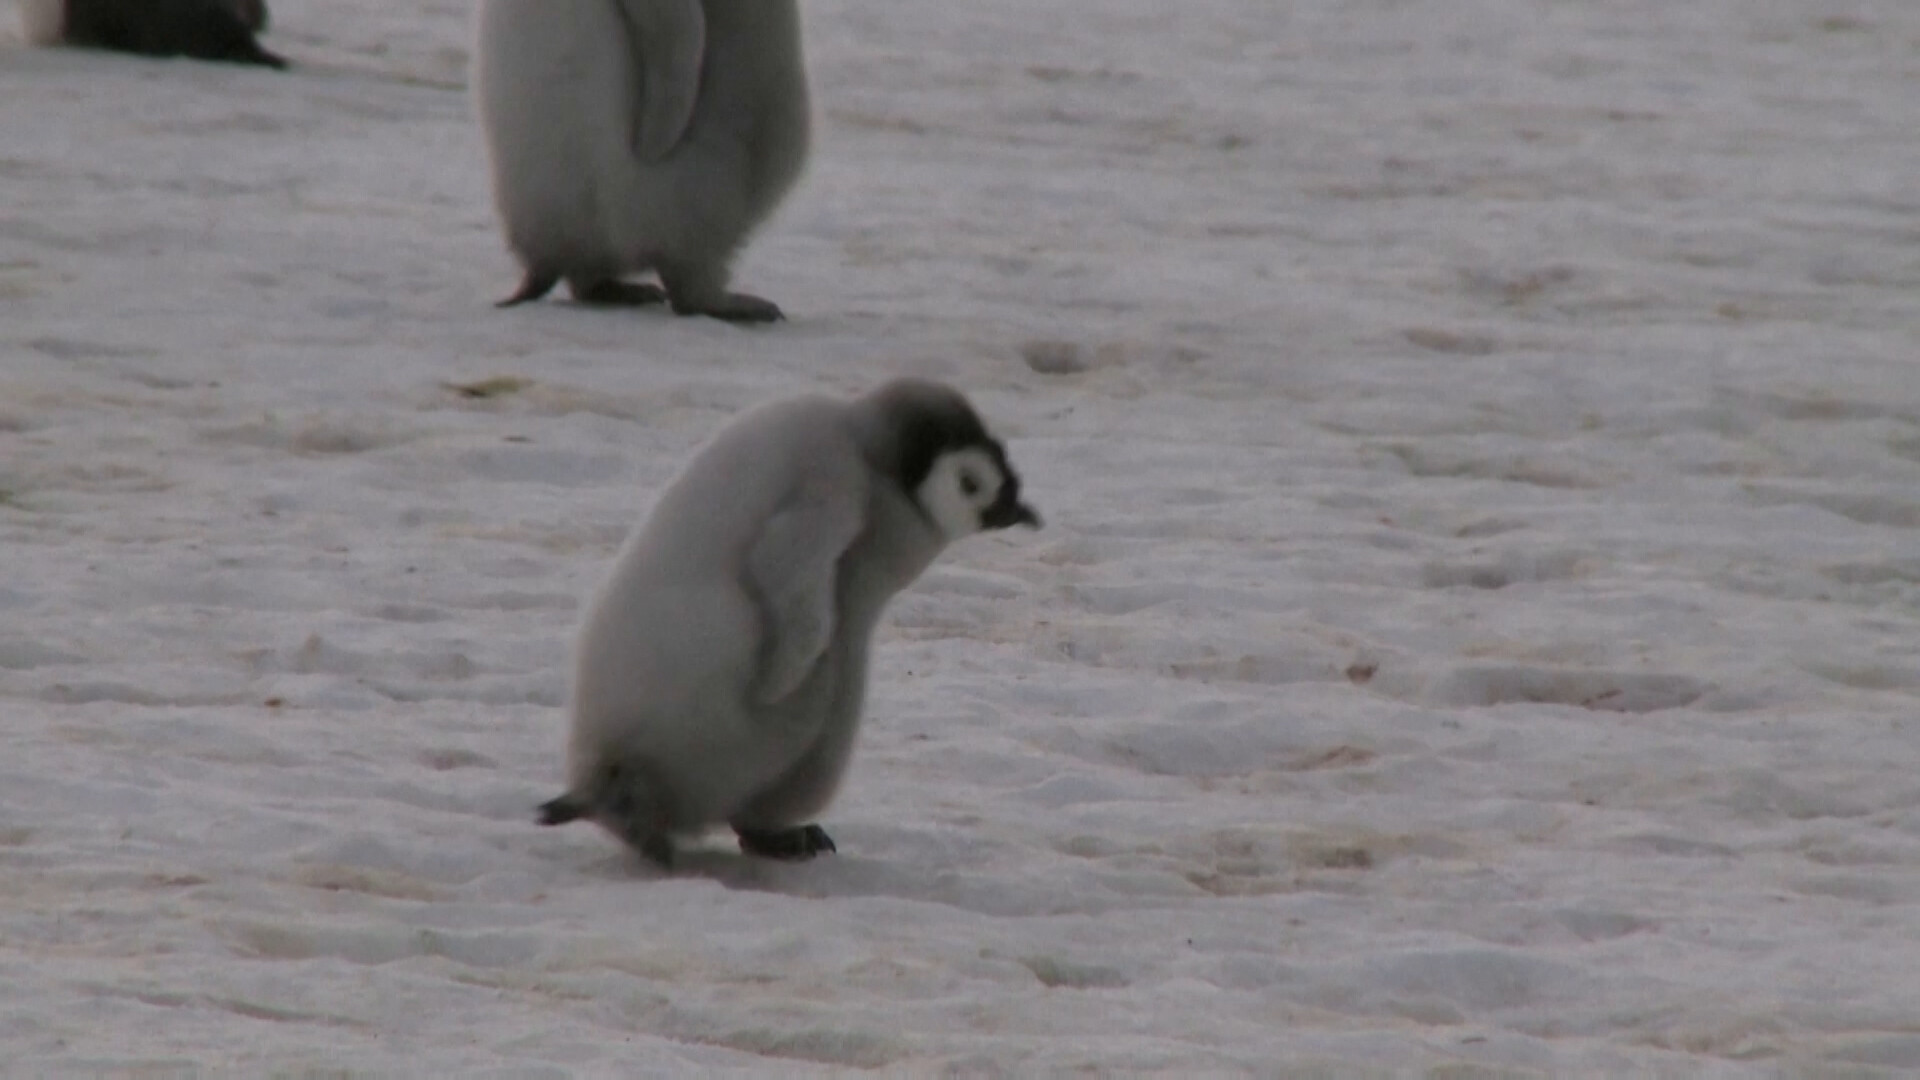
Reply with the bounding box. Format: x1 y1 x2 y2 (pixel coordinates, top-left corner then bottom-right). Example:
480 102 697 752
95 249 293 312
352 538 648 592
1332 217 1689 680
537 793 588 826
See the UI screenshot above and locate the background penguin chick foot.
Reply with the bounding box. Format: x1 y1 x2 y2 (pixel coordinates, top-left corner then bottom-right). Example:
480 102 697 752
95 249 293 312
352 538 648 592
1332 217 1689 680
671 292 785 323
569 280 668 306
496 269 558 307
535 796 580 825
736 824 836 860
208 39 284 67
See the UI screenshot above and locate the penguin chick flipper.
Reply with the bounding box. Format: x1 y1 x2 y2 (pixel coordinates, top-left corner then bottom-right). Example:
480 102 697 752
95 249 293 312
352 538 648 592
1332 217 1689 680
736 824 835 861
745 467 870 705
613 0 706 163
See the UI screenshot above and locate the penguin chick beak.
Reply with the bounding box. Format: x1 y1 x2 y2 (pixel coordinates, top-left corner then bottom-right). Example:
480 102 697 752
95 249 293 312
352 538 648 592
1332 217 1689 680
984 500 1042 530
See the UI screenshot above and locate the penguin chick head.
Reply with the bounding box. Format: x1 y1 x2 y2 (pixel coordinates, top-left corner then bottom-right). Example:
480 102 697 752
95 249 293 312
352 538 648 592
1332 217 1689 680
864 379 1041 541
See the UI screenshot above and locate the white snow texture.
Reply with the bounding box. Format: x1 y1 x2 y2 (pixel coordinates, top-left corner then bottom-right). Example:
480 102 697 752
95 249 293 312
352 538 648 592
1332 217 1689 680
3 0 1919 1074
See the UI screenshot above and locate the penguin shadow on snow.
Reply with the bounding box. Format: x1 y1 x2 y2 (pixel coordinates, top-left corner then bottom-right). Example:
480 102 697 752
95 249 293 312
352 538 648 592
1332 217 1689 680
565 826 1034 916
583 839 886 892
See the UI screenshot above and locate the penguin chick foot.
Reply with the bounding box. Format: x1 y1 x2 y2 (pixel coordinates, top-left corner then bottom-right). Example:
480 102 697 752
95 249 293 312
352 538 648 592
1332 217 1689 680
736 824 836 861
540 794 675 868
570 280 669 307
672 292 785 324
599 767 675 868
626 831 675 869
218 42 285 68
497 269 560 308
234 42 287 69
536 794 586 826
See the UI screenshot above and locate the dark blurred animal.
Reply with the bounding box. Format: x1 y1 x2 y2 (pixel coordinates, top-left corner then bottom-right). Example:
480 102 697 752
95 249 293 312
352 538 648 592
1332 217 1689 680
19 0 286 68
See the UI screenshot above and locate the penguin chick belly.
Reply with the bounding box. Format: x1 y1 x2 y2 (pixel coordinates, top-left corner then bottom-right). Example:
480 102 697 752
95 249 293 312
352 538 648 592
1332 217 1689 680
597 107 806 285
475 0 627 278
600 0 812 278
677 655 849 831
697 0 812 211
730 636 868 830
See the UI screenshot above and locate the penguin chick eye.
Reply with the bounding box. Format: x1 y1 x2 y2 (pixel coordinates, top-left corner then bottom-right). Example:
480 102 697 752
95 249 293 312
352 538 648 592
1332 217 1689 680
959 473 981 497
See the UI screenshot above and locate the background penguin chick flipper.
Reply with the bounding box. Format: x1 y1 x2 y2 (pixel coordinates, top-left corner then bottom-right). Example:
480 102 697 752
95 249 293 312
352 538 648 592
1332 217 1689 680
613 0 706 163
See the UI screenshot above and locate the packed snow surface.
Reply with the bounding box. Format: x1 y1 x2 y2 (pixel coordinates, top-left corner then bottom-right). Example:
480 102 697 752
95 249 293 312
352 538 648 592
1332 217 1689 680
4 0 1919 1073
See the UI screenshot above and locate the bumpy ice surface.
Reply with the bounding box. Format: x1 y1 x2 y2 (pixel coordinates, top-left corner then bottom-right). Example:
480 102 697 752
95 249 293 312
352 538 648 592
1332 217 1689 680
3 0 1919 1072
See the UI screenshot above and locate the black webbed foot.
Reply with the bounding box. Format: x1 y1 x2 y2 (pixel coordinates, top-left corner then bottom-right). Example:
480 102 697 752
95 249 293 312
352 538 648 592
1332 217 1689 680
736 824 836 861
536 794 585 826
538 762 674 869
238 43 287 69
570 280 668 307
671 291 784 324
633 833 675 869
497 269 559 307
596 765 675 869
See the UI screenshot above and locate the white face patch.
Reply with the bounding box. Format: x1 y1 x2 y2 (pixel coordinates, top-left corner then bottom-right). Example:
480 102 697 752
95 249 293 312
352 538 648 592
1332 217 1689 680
916 447 1005 541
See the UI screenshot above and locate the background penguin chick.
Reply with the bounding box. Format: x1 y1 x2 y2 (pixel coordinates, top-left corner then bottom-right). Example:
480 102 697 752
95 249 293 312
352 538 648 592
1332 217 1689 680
539 378 1040 869
19 0 286 68
229 0 266 33
473 0 812 322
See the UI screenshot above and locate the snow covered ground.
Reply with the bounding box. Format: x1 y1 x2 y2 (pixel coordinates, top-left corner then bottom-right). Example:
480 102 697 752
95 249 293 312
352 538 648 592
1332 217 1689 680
4 0 1919 1072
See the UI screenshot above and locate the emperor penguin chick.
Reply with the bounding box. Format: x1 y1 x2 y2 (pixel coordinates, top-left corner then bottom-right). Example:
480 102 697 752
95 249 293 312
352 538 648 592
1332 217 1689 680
473 0 811 322
19 0 285 68
540 379 1041 867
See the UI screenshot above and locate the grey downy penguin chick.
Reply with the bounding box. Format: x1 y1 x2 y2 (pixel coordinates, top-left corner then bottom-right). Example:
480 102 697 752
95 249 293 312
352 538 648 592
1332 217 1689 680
539 379 1041 867
19 0 285 69
473 0 811 322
